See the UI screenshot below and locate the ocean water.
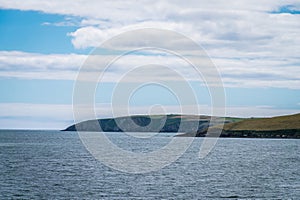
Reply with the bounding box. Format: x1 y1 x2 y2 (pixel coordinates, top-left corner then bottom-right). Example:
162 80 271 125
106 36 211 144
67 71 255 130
0 130 299 199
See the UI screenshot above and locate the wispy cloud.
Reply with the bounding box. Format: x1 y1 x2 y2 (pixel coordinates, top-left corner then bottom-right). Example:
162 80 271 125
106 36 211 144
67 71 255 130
1 50 299 89
0 51 86 80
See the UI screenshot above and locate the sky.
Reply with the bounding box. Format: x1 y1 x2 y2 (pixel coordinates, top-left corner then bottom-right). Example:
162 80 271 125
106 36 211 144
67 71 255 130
0 0 300 129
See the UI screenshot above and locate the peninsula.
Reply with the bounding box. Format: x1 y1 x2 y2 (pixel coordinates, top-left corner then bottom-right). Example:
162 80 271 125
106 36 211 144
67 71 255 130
63 113 300 139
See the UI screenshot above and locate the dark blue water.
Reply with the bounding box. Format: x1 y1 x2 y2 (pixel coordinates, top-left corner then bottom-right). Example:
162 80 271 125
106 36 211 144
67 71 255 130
0 130 299 199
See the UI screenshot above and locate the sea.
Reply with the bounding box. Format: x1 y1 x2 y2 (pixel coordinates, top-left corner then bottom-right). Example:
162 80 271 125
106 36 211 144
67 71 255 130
0 130 299 199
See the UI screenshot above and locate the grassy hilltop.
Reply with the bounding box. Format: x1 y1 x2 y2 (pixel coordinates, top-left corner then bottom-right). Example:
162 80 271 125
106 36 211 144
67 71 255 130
205 113 300 138
222 113 300 131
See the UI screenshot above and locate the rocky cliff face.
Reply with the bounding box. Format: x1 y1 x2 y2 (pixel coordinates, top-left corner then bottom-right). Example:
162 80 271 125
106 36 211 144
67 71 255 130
176 128 300 138
220 129 300 138
63 115 212 133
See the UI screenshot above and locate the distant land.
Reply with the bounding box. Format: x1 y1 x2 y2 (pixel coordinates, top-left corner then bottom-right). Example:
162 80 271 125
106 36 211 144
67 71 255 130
63 113 300 139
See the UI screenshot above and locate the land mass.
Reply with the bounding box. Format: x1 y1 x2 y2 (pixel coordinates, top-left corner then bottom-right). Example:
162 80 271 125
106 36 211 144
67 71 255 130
63 113 300 139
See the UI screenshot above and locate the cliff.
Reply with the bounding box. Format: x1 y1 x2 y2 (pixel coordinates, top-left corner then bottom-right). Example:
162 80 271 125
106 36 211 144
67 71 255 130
63 114 224 133
63 113 300 138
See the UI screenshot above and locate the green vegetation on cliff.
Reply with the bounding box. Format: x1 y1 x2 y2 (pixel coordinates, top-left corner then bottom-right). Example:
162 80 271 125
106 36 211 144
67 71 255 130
203 113 300 138
63 113 300 138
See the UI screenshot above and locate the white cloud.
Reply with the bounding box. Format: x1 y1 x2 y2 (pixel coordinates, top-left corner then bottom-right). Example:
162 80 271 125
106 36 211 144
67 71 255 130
1 50 300 89
0 1 299 89
1 0 299 21
68 22 196 49
0 51 86 80
2 0 299 56
0 51 85 70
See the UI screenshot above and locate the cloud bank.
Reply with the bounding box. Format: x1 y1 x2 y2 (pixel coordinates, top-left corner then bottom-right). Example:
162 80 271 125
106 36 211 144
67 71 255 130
1 50 299 89
0 0 299 89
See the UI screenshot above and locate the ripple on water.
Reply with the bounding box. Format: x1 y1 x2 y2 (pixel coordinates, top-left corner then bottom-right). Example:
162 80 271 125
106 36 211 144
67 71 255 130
0 131 299 199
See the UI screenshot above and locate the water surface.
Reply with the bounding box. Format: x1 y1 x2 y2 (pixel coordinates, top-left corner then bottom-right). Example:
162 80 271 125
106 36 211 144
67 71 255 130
0 130 299 199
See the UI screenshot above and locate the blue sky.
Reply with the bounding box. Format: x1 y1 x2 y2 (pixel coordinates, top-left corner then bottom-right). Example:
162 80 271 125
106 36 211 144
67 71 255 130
0 9 79 54
0 1 299 129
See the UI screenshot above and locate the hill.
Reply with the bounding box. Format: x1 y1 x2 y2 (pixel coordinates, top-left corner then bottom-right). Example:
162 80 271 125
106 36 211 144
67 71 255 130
63 113 300 138
197 113 300 138
63 114 229 133
221 113 300 131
